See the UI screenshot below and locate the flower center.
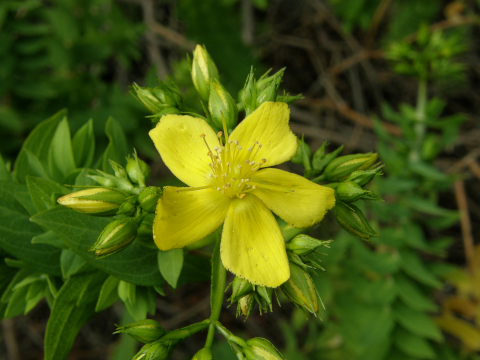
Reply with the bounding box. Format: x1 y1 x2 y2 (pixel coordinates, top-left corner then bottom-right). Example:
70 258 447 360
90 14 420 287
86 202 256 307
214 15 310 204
200 132 266 198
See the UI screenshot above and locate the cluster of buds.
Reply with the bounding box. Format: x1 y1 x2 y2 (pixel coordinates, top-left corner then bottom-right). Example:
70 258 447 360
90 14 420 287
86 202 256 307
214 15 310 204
130 80 184 122
57 152 162 257
292 140 382 240
227 233 331 318
281 234 332 316
242 67 302 117
116 320 210 360
228 277 276 318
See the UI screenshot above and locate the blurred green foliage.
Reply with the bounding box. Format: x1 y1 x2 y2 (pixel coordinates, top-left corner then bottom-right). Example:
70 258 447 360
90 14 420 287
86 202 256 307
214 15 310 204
0 0 147 159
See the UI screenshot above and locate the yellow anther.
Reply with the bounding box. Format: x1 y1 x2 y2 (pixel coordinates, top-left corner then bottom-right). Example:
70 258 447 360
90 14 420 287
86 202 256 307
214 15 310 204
217 131 223 137
200 134 206 138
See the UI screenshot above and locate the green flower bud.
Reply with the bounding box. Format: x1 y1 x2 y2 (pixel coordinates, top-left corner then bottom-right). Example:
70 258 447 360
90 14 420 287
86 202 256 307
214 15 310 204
256 286 273 312
345 166 383 187
192 348 213 360
237 293 255 318
286 235 331 256
335 181 372 203
229 277 254 303
324 153 378 182
114 319 168 344
256 68 284 106
192 45 219 101
277 218 311 243
242 67 257 116
334 201 378 240
57 188 126 216
90 218 138 258
139 186 162 213
117 196 138 216
108 160 129 179
145 341 170 360
290 138 311 166
281 263 319 315
126 151 151 187
208 79 238 131
130 81 182 115
244 337 286 360
312 143 344 175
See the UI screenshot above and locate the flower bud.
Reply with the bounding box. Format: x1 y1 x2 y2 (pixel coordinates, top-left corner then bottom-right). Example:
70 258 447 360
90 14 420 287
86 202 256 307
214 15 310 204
312 143 344 175
192 348 213 360
334 201 378 240
145 341 170 360
108 160 129 179
126 151 151 187
281 263 319 315
237 293 255 318
57 188 127 216
192 45 219 101
90 218 138 258
256 286 273 312
116 196 138 216
208 79 238 131
139 186 162 213
242 67 257 116
130 82 182 115
114 319 168 343
244 337 285 360
229 277 254 303
286 235 331 256
256 68 284 106
346 166 383 187
276 93 303 104
335 181 372 203
324 153 378 182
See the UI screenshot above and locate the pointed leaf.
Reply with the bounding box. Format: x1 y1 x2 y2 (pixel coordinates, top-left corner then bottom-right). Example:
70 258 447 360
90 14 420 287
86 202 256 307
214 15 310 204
48 117 76 181
103 117 129 174
26 176 68 213
72 119 95 168
157 249 183 288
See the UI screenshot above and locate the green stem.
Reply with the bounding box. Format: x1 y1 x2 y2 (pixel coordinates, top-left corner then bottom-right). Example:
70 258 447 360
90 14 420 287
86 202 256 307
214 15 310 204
311 174 326 183
215 321 247 347
410 78 428 163
204 234 227 349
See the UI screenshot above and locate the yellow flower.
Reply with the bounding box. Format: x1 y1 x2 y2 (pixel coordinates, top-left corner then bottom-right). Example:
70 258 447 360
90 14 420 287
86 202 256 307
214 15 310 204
149 102 335 287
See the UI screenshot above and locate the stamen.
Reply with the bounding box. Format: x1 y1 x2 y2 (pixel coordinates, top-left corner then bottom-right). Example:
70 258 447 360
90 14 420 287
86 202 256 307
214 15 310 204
217 131 223 137
200 134 206 138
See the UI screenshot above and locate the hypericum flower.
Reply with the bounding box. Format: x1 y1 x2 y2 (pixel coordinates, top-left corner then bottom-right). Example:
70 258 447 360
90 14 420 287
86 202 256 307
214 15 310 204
149 102 335 287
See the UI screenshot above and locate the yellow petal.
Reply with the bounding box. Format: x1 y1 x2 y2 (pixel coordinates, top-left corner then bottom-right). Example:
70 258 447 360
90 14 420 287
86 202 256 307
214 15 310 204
250 168 335 228
221 195 289 287
153 186 230 250
149 115 219 187
229 102 297 167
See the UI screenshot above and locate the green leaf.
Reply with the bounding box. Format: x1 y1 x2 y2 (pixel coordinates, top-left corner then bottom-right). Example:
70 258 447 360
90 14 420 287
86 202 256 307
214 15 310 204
96 276 120 312
393 326 436 359
157 249 184 288
393 302 443 341
30 206 162 286
0 154 12 181
15 149 50 183
48 117 76 181
31 230 67 249
399 249 442 288
408 161 448 182
124 287 149 321
14 109 66 183
394 273 437 312
103 117 129 174
26 176 68 213
60 249 86 278
4 283 28 319
405 196 459 219
118 280 136 306
44 266 104 360
25 280 48 313
14 187 38 216
0 181 62 276
72 119 95 168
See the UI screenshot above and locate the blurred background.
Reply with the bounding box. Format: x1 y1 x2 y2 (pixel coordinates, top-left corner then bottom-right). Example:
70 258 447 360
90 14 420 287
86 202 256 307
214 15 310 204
1 0 480 359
